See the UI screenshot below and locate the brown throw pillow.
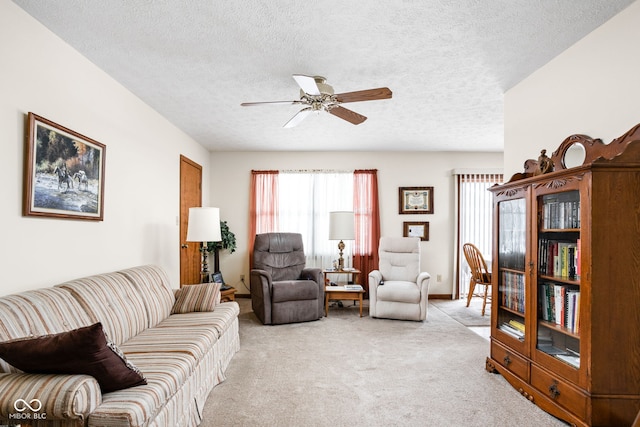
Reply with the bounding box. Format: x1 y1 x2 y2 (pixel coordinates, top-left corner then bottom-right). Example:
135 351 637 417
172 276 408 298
0 322 146 393
171 282 221 314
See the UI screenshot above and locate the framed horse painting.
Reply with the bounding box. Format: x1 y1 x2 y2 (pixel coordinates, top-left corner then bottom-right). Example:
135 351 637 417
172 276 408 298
23 113 106 221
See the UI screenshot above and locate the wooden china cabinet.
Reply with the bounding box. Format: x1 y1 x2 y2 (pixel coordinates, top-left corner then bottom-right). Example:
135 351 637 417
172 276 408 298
486 123 640 426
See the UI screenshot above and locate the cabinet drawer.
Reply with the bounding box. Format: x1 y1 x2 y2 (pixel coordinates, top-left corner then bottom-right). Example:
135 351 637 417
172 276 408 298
491 341 529 382
531 364 587 420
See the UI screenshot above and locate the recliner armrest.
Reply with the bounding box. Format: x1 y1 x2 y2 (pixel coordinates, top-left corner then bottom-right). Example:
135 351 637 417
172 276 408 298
300 267 324 318
250 269 273 324
368 270 383 286
417 271 431 296
368 270 383 317
300 267 322 284
417 271 431 284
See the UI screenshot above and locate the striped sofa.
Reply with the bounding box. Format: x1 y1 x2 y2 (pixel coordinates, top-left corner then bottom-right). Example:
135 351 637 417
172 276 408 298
0 265 240 427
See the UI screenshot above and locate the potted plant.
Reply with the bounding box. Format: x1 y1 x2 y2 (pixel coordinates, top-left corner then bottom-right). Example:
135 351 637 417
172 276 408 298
206 220 236 273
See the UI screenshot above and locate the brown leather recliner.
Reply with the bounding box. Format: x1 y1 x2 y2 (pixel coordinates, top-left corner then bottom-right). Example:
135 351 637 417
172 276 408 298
250 233 324 325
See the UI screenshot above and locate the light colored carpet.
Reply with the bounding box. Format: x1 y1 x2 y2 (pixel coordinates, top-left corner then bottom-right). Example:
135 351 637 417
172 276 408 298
201 298 566 427
431 296 491 327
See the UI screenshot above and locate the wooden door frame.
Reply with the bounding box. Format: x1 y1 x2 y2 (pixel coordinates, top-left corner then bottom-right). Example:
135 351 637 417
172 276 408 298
179 155 202 286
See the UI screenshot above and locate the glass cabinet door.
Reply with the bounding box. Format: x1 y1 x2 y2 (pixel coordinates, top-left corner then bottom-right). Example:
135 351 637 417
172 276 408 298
496 197 527 343
535 190 581 370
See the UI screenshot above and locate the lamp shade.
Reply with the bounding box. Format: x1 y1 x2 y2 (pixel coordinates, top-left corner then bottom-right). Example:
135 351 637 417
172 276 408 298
186 207 222 242
329 211 355 240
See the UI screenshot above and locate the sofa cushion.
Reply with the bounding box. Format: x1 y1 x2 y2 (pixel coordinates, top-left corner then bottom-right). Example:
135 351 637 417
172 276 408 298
0 287 92 341
57 272 149 345
88 349 197 426
157 303 240 338
122 304 239 364
120 324 217 362
0 323 146 393
171 282 221 314
118 265 175 328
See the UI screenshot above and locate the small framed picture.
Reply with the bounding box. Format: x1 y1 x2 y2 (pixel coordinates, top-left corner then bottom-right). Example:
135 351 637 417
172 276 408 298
399 187 433 214
211 271 225 285
403 222 429 241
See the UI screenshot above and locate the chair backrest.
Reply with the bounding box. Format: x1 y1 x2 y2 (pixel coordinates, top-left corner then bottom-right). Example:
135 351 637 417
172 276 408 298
463 243 490 284
253 233 306 281
378 236 420 281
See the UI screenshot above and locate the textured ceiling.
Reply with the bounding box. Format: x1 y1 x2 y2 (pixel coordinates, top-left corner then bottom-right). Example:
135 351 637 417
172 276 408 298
12 0 635 152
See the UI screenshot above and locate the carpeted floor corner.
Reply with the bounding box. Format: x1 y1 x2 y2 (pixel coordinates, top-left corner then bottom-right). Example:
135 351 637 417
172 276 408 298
200 298 566 427
431 296 491 327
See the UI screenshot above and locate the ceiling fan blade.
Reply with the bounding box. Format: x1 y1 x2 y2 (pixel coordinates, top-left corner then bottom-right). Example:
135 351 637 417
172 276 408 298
241 100 300 106
283 107 313 128
292 74 321 96
335 87 392 103
328 106 367 125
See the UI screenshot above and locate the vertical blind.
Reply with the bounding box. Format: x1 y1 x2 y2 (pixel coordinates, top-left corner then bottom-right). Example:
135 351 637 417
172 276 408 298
455 170 503 298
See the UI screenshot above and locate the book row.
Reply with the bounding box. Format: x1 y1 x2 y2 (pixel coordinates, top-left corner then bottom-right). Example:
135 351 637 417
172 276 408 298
538 282 580 334
501 271 525 314
498 251 526 271
499 321 524 341
538 238 581 279
541 199 580 229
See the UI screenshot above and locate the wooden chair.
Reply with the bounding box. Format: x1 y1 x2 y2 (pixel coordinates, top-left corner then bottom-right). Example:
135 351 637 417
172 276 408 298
462 243 491 316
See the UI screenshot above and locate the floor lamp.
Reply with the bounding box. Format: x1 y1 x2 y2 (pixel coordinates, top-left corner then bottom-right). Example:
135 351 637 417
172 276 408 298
329 211 355 271
186 207 222 283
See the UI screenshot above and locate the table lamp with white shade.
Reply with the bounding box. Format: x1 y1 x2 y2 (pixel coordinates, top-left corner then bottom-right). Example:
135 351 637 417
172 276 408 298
186 207 222 283
329 211 355 271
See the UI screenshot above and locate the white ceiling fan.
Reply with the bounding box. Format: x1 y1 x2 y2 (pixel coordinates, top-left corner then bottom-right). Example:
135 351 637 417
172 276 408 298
241 74 392 128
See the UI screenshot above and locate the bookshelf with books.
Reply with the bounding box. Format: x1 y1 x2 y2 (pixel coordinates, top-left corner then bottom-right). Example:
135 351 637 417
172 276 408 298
485 123 640 427
495 196 528 353
536 190 582 374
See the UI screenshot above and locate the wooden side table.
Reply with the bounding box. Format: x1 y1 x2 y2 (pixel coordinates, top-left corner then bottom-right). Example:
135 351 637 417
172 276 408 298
322 268 361 286
324 286 365 317
220 286 237 302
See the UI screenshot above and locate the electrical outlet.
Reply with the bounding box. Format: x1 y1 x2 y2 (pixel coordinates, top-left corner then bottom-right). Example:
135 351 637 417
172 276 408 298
437 274 442 282
240 274 245 282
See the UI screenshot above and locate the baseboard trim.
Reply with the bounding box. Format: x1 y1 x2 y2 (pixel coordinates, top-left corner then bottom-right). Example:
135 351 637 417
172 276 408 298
428 294 453 300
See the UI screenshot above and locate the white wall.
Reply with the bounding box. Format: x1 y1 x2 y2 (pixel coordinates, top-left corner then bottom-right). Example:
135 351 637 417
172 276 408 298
210 151 503 297
504 0 640 178
2 1 505 299
1 2 210 295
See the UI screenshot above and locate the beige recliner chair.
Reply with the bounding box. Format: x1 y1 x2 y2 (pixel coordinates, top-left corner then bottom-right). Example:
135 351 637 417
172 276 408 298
368 236 431 321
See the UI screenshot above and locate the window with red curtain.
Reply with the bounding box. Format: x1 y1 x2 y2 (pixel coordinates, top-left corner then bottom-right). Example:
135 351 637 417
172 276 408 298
250 169 380 295
353 169 380 294
249 170 278 267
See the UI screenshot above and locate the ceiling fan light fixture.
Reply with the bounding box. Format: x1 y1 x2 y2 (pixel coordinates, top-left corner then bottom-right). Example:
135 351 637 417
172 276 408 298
313 77 334 96
241 74 392 127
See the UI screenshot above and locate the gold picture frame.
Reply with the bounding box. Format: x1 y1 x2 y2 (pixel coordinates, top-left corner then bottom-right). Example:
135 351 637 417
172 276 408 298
24 113 106 221
399 186 433 214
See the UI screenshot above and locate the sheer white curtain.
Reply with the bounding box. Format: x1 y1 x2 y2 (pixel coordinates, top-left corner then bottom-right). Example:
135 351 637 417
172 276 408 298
278 171 353 269
454 170 503 299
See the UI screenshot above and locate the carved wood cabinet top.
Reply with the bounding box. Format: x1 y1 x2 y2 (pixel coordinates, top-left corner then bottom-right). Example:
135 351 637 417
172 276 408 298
501 122 640 186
